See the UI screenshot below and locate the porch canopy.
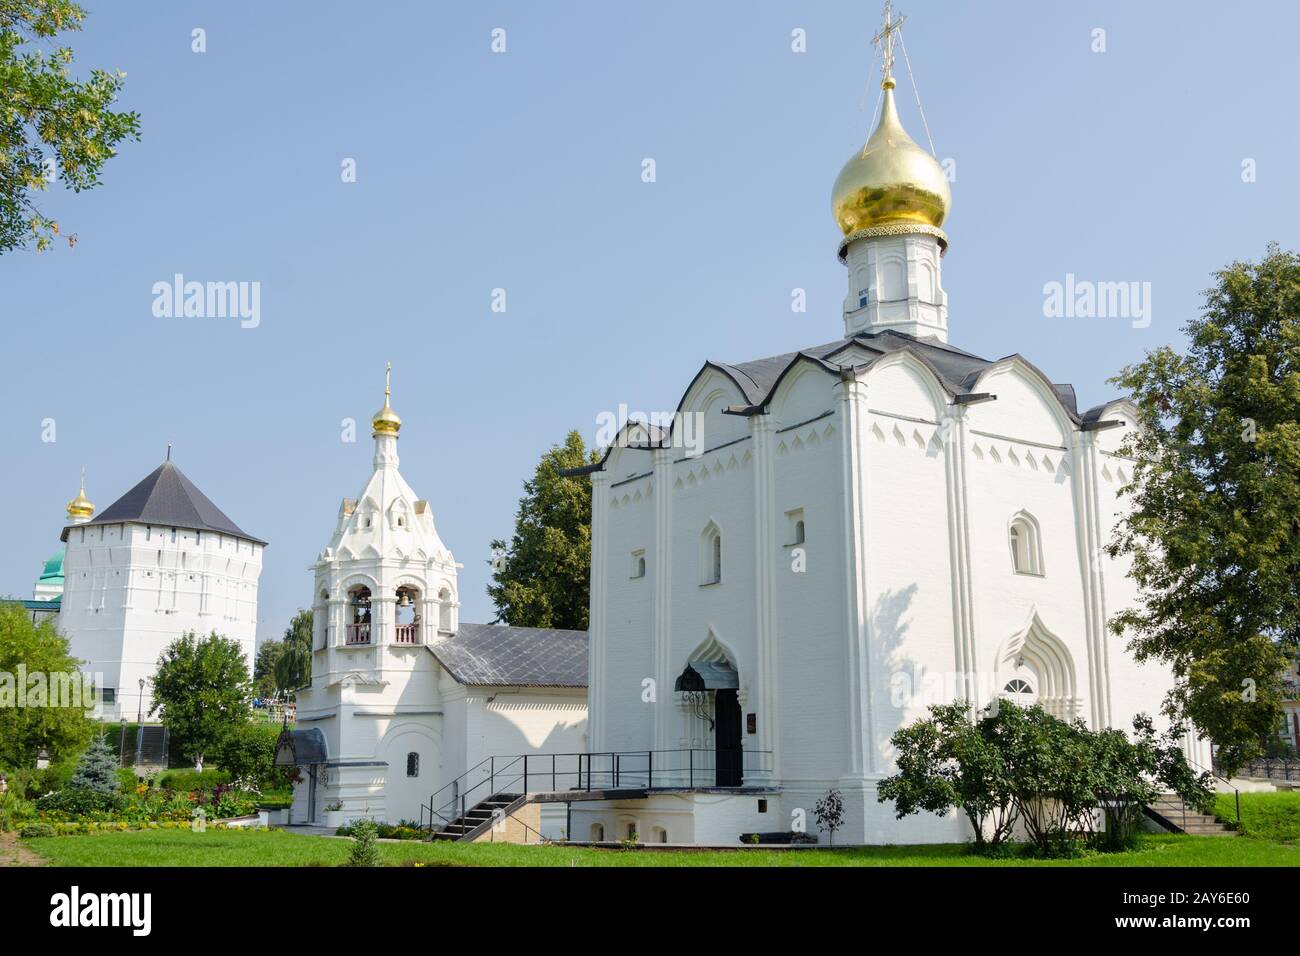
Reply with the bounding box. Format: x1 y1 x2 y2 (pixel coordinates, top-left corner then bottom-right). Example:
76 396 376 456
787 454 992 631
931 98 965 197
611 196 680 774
674 660 739 692
273 727 328 767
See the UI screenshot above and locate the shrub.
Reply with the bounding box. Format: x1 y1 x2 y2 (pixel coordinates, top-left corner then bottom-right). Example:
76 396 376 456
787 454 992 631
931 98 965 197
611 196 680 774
878 701 1018 848
879 699 1212 857
336 819 423 840
0 791 36 831
68 735 121 796
19 822 55 839
115 767 140 793
35 787 121 817
213 720 292 791
346 819 382 867
157 769 230 793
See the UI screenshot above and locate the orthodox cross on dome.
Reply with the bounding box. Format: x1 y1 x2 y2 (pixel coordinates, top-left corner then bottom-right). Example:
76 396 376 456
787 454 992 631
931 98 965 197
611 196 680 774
385 361 392 400
872 0 906 85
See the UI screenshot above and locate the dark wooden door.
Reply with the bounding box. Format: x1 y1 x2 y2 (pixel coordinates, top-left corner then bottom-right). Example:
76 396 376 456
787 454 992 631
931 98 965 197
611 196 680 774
715 689 742 786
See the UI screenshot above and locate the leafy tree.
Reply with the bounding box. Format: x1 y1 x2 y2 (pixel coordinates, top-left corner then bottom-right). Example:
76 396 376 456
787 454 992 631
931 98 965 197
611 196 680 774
488 431 599 630
878 700 1018 848
252 639 283 698
0 602 95 770
812 788 845 846
879 700 1212 857
273 609 312 697
149 631 251 772
213 719 291 790
0 0 141 253
66 732 118 795
1108 245 1299 773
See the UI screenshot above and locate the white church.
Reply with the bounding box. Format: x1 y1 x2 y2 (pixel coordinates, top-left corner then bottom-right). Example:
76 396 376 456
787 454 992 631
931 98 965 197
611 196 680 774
281 8 1205 845
559 16 1205 844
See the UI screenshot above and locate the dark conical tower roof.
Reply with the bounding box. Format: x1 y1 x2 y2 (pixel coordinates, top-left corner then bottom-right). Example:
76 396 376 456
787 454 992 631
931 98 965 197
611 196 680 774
61 460 265 545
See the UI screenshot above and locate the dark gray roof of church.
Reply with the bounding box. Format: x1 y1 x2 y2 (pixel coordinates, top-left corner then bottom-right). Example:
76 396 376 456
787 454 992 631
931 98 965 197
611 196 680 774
428 622 588 688
707 329 1118 426
62 460 265 545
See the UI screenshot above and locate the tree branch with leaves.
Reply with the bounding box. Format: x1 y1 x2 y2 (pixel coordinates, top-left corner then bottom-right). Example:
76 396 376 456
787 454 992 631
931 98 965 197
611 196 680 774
0 0 140 253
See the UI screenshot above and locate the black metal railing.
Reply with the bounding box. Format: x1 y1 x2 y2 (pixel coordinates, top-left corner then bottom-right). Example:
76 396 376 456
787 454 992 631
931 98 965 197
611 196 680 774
1228 756 1300 782
1191 757 1240 825
418 748 773 833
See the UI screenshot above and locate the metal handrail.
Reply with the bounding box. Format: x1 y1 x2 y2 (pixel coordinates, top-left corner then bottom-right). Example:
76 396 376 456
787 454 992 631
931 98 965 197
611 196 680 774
1190 757 1240 825
419 748 773 833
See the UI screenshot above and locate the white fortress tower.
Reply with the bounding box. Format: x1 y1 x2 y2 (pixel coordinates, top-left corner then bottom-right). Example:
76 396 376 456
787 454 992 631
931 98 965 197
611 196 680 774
58 455 265 721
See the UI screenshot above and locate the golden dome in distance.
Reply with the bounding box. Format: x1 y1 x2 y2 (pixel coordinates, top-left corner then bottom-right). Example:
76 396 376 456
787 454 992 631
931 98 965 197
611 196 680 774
372 362 401 436
67 469 94 520
831 3 950 238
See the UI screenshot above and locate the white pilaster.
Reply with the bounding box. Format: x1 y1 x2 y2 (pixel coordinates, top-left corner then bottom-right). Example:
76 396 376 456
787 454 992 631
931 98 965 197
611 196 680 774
1070 430 1112 728
588 470 611 751
651 447 674 753
749 415 778 781
835 373 876 777
941 406 981 707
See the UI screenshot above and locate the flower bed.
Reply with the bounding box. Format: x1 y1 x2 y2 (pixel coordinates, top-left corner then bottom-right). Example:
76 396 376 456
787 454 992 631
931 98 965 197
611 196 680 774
30 779 261 831
44 819 258 835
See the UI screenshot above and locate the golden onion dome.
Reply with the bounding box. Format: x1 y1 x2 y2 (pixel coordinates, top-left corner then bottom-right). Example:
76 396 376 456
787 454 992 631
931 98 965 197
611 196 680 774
831 78 950 241
372 362 401 436
66 474 94 520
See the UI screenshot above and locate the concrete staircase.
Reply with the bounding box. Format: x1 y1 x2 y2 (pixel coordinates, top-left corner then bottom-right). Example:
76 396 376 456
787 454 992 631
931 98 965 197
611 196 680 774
1144 793 1237 836
430 793 523 842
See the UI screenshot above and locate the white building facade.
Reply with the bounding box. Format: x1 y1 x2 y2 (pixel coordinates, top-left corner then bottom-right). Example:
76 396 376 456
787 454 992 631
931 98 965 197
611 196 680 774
284 371 588 831
572 32 1207 845
57 460 264 722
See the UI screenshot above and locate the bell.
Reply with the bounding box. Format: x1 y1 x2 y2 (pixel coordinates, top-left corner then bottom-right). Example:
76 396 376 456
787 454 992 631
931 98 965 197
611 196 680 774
397 591 413 608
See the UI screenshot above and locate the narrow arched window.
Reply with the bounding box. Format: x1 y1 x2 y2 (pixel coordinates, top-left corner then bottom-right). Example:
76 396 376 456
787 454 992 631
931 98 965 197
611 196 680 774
590 823 605 842
700 524 722 586
406 752 419 777
1008 513 1044 575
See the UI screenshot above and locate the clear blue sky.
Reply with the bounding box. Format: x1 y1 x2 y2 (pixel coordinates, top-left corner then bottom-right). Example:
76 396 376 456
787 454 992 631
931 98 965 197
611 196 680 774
2 0 1296 643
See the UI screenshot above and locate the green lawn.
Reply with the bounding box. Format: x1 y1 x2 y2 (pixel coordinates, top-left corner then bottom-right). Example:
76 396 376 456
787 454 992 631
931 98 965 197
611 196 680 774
20 828 1300 867
1216 790 1300 843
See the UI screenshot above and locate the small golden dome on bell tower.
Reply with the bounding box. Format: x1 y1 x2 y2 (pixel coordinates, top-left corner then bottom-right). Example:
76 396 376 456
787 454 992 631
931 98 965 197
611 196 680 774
372 362 402 436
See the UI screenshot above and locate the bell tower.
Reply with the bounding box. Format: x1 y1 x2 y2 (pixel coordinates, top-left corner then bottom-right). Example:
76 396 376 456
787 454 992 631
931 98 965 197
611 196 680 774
831 1 951 342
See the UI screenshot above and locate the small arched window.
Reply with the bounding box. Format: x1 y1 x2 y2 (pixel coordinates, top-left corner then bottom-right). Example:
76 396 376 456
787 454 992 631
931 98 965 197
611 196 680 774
1008 513 1044 576
406 752 419 777
590 823 605 843
701 523 722 586
651 826 668 843
1002 678 1036 707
